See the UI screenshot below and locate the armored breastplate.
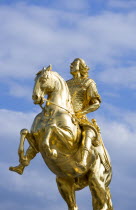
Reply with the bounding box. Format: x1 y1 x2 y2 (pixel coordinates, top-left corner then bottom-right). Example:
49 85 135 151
67 78 90 112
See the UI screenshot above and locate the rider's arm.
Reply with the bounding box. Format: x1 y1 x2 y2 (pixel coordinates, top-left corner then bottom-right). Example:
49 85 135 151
81 98 100 115
78 81 101 115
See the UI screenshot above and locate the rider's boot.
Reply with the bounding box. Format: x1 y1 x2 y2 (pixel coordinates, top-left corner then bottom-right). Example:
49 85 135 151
77 147 90 171
77 130 93 171
9 164 25 175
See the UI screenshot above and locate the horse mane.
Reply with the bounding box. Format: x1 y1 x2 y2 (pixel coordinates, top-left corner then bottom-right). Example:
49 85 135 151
50 71 74 113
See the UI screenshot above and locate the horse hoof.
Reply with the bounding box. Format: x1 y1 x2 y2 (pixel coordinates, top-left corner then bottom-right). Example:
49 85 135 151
69 206 78 210
9 165 24 175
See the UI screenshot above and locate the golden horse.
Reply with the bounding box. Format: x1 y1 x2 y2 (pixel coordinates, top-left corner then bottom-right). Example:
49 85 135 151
12 66 113 210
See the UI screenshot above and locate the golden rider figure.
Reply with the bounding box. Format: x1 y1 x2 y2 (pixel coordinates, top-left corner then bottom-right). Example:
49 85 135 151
67 58 101 170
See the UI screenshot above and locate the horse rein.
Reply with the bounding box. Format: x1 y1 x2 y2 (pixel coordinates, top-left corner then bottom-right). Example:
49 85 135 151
39 98 74 116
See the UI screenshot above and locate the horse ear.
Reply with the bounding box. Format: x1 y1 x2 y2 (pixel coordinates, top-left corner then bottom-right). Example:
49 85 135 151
36 70 43 76
36 65 52 76
46 65 52 71
42 65 52 73
42 67 47 71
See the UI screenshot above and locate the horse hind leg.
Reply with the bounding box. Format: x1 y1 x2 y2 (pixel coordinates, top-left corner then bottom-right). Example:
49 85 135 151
88 157 113 210
56 177 78 210
105 187 113 210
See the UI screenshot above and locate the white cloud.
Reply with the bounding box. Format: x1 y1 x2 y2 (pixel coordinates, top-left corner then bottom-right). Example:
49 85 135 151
1 163 57 200
94 104 136 163
98 66 136 88
0 3 136 83
98 116 136 147
0 162 66 210
0 109 36 138
102 92 120 98
8 81 32 99
123 112 136 130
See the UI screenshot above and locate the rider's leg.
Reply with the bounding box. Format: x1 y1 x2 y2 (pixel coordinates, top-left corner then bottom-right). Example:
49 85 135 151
56 177 78 210
77 128 95 170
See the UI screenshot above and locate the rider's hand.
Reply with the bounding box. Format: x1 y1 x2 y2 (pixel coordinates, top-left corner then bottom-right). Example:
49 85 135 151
75 111 84 118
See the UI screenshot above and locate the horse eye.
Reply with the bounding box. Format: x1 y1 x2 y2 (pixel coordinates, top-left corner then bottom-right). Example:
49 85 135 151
39 77 45 83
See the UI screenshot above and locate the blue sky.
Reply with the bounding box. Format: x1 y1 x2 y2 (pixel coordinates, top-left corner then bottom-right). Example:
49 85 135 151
0 0 136 209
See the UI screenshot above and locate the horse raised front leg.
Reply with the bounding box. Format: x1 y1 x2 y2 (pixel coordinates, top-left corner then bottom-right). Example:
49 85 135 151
9 129 38 175
56 177 78 210
18 129 29 165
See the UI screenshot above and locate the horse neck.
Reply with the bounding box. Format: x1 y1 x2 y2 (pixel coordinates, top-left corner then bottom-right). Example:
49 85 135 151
47 77 73 112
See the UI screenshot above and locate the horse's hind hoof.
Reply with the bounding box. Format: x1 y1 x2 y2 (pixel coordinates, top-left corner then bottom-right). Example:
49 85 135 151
69 205 78 210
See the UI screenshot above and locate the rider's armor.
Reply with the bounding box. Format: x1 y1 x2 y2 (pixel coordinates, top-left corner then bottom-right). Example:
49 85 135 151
67 77 101 147
66 77 101 119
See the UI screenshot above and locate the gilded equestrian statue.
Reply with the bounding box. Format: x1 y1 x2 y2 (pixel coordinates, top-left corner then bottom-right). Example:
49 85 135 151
9 58 113 210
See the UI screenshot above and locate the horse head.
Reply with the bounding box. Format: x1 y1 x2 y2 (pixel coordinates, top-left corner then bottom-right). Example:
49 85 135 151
32 65 55 105
32 65 73 113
